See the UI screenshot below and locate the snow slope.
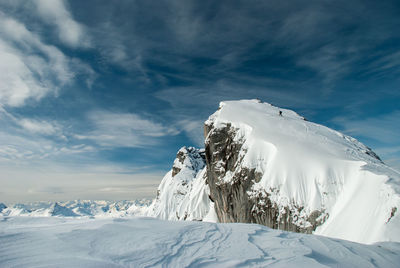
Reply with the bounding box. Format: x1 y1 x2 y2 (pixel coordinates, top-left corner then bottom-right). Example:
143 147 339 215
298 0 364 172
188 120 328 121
1 216 399 267
205 100 400 244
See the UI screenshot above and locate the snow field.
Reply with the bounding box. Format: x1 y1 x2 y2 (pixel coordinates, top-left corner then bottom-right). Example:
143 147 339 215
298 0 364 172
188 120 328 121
1 216 399 267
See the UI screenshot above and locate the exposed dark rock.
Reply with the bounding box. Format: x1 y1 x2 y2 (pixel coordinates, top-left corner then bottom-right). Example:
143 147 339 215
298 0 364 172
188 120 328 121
365 146 383 162
387 207 397 223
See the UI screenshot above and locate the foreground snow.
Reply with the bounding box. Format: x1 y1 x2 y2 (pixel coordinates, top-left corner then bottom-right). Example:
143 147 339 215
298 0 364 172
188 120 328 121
0 216 399 267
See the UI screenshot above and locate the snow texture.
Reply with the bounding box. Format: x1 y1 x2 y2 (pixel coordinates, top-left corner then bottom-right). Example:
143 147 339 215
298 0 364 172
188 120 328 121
0 216 399 267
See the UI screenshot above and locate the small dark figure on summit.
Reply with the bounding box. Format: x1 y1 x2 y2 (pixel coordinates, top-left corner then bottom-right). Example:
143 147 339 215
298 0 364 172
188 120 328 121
279 110 282 116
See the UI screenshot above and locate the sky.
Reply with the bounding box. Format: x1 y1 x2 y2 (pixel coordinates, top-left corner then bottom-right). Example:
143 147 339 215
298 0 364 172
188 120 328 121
0 0 399 203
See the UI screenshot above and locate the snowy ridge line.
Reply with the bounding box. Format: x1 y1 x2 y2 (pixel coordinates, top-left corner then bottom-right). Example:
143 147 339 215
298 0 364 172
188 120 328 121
0 199 152 218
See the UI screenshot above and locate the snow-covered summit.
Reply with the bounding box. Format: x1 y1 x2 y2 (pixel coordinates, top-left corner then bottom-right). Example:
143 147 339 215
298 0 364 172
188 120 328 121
207 99 384 166
204 99 400 244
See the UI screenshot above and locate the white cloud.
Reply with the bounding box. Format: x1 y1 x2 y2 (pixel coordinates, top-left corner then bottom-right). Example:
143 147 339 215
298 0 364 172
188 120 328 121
17 118 60 135
0 14 71 107
0 108 95 163
35 0 90 48
0 12 95 107
76 110 179 148
0 167 162 203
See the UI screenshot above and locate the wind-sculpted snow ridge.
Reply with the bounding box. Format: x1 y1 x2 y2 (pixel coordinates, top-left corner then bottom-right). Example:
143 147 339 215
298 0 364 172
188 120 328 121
147 146 215 221
0 216 399 267
204 99 400 244
0 199 151 218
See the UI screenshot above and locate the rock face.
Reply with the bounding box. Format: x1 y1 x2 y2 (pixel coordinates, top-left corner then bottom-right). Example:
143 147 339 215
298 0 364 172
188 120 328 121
204 119 326 233
148 147 212 221
152 100 400 244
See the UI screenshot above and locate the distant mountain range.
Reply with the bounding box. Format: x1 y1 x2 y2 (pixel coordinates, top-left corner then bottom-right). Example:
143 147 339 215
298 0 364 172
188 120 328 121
0 199 150 218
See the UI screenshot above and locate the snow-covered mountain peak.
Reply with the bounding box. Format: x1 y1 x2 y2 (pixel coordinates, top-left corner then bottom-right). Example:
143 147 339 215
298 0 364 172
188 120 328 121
206 99 383 166
203 99 400 243
0 200 151 218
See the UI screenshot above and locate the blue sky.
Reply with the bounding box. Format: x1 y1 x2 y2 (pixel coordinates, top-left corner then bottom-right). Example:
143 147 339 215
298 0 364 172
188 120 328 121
0 0 399 202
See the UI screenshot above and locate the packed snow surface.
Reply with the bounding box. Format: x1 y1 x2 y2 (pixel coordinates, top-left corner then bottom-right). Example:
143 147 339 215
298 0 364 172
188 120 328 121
205 100 400 244
1 216 399 267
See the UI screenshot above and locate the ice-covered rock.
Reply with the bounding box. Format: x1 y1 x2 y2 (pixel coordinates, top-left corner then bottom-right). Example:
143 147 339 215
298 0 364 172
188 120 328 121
147 146 212 221
0 203 7 213
50 203 78 217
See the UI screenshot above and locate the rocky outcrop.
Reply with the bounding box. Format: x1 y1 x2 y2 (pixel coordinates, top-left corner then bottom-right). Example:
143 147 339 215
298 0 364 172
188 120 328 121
204 121 327 233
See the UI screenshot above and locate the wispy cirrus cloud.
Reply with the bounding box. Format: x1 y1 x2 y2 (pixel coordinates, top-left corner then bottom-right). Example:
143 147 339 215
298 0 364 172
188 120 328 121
75 110 179 148
17 118 61 136
34 0 90 48
332 111 400 144
0 12 95 107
